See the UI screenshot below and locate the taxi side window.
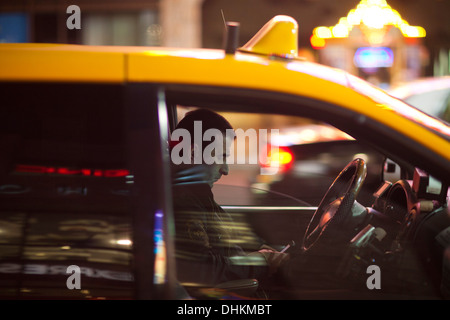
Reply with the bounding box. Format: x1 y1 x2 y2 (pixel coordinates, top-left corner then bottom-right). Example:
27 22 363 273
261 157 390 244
0 82 127 169
0 82 134 299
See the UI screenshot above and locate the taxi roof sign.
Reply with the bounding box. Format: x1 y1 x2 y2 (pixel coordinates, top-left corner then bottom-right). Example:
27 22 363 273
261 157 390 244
238 15 299 59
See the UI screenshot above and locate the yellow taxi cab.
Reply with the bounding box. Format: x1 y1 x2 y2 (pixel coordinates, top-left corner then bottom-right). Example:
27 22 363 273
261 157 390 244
0 15 449 300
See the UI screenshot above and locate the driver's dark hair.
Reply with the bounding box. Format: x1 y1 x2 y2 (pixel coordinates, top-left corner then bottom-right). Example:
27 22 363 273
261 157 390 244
175 108 234 136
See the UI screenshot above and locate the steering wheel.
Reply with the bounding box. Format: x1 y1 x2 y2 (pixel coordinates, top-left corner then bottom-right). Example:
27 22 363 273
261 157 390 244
301 158 367 252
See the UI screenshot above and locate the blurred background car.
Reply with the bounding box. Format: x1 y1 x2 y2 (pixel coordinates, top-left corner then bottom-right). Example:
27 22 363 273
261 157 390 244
389 76 450 122
251 124 385 207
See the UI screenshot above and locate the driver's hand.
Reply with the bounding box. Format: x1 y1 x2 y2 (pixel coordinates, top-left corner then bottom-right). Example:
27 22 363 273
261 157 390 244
257 248 290 276
259 244 278 251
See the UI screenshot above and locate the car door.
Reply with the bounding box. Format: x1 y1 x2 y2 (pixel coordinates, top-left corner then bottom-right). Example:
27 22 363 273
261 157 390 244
0 82 178 300
0 82 135 298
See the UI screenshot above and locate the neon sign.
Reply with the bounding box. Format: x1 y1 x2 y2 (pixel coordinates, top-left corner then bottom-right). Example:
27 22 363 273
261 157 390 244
354 47 393 68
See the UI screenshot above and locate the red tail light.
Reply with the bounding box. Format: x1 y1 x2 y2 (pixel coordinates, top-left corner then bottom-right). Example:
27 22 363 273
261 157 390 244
260 145 294 172
15 165 130 177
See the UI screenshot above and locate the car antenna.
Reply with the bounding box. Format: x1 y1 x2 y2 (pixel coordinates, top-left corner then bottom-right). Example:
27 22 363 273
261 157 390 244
221 9 240 55
221 9 226 28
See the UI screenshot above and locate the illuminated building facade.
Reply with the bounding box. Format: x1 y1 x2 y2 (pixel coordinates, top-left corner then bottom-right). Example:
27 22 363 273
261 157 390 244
310 0 428 88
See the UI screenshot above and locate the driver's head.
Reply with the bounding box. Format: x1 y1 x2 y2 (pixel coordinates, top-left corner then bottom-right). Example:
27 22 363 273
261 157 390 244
171 108 235 187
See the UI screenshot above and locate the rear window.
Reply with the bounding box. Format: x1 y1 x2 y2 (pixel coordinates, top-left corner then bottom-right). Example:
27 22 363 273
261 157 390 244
0 82 134 299
0 82 126 169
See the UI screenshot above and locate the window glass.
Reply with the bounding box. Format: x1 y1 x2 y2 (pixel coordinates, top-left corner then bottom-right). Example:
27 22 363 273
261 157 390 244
175 106 383 207
171 105 386 299
0 83 133 299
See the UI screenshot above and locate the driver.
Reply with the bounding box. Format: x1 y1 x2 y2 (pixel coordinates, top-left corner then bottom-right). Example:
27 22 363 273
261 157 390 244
170 108 289 287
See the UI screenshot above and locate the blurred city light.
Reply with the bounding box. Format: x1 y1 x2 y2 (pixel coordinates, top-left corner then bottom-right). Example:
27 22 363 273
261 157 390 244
312 0 426 48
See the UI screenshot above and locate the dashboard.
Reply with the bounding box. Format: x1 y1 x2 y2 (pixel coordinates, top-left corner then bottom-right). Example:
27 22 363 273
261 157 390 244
351 162 450 298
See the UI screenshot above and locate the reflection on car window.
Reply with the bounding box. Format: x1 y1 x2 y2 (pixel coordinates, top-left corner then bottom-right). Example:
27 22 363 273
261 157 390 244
0 82 134 299
176 107 384 207
170 106 386 297
212 184 311 207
